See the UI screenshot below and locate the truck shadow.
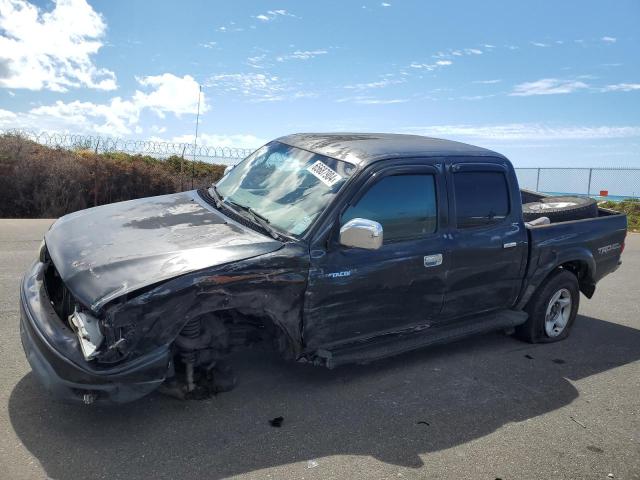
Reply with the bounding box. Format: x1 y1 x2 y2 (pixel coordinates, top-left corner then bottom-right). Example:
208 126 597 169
9 315 640 479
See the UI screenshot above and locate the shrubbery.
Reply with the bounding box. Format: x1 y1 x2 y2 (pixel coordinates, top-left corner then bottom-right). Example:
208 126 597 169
0 133 225 218
600 199 640 232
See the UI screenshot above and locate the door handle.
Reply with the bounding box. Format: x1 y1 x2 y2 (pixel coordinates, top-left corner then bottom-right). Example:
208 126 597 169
503 242 517 249
424 254 443 267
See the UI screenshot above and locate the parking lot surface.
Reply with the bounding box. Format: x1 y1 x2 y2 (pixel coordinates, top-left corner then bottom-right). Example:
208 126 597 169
1 219 638 480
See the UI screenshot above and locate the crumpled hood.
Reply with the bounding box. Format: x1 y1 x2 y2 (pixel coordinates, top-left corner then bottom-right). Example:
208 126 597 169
45 190 282 311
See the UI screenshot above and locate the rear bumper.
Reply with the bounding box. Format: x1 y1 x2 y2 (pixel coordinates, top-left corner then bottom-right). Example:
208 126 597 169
19 261 170 405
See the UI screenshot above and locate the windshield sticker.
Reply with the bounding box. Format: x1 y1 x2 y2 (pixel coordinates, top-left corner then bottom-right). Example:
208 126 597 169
307 160 342 187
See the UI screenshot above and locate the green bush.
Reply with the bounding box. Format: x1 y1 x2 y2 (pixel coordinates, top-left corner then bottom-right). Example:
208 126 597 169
0 133 226 218
600 200 640 232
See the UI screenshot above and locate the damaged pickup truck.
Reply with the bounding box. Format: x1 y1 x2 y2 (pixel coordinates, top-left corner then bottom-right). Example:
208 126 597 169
20 133 627 404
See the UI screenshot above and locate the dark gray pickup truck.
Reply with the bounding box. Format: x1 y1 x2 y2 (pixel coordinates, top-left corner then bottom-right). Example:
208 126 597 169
19 133 627 404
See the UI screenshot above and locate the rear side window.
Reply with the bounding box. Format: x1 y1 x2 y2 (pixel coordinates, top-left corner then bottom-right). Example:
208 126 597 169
454 171 510 228
342 174 437 243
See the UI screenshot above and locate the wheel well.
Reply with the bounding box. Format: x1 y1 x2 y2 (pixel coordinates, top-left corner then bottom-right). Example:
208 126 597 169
559 260 588 280
558 260 595 298
180 308 295 359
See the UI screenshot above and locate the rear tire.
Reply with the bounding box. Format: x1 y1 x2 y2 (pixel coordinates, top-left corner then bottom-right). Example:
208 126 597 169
516 269 580 343
523 195 598 223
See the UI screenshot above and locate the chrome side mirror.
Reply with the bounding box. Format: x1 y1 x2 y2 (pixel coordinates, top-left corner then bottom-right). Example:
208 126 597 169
339 218 383 250
223 164 234 176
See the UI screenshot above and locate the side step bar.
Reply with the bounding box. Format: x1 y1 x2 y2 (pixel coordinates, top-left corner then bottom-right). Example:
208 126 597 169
316 310 528 369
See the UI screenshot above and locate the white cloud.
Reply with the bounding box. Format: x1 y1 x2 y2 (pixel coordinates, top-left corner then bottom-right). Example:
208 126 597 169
167 133 265 150
409 59 454 71
0 73 206 136
0 108 17 120
464 48 483 55
404 124 640 141
199 41 217 49
150 125 166 134
27 98 138 135
0 0 116 92
276 49 328 62
134 73 206 117
473 79 502 84
337 95 407 105
602 83 640 92
601 36 617 43
205 72 288 102
254 9 297 22
344 77 405 90
381 2 391 6
246 54 268 69
509 78 589 96
530 41 550 47
205 72 317 103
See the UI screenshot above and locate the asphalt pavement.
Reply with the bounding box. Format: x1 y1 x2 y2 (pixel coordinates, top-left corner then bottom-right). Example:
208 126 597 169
1 219 638 480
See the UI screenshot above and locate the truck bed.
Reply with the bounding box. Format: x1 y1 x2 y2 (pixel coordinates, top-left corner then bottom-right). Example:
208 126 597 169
519 189 627 300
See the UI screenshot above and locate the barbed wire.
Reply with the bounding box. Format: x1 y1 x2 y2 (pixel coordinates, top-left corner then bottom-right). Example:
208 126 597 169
0 129 255 160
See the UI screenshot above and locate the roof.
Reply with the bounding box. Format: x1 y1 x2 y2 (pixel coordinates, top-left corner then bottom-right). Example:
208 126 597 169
276 133 505 165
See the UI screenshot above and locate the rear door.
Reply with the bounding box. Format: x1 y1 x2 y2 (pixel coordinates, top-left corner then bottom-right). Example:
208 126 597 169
303 162 448 350
440 161 528 320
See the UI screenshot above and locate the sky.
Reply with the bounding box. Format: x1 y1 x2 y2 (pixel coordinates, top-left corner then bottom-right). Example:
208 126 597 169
0 0 639 167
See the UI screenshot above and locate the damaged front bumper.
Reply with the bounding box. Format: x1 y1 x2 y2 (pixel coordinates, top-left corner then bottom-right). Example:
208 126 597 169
19 261 171 405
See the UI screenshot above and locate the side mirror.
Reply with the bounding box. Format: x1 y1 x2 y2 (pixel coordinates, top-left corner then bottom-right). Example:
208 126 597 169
339 218 383 250
223 164 234 176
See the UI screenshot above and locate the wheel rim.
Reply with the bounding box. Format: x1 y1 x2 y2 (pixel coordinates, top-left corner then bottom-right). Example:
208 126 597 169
544 288 572 337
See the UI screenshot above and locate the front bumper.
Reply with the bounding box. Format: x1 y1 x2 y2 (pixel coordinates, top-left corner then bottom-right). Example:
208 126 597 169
19 261 170 404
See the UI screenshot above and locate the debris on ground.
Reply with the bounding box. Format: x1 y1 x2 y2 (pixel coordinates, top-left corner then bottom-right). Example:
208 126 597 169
524 354 534 360
569 416 587 428
269 416 284 427
552 358 566 364
307 460 319 469
416 421 430 426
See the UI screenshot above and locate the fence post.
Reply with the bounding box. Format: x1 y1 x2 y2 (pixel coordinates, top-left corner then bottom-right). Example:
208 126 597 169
93 139 100 207
587 168 593 196
180 145 186 192
536 168 540 191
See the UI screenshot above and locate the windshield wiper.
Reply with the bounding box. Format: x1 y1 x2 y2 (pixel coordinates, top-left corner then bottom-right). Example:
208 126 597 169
209 184 223 208
224 199 281 240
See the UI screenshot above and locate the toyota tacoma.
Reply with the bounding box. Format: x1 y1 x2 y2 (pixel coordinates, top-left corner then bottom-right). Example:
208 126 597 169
19 133 627 404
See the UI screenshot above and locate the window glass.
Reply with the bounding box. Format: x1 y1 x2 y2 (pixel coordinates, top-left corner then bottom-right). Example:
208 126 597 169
454 171 509 228
215 142 355 235
342 174 437 243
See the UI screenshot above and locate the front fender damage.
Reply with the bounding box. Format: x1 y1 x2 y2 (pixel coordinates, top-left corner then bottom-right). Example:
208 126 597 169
98 244 309 399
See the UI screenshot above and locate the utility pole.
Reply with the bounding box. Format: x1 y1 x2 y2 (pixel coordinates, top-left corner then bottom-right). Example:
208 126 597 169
192 85 202 189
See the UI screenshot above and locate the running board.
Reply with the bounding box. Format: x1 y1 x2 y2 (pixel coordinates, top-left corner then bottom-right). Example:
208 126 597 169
316 310 528 369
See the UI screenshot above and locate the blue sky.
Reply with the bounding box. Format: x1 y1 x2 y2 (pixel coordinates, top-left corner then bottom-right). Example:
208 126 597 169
1 0 639 166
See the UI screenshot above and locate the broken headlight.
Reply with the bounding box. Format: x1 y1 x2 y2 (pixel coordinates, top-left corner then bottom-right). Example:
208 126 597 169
69 309 104 361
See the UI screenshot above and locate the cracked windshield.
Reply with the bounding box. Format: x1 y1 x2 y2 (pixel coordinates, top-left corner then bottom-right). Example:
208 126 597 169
214 141 356 235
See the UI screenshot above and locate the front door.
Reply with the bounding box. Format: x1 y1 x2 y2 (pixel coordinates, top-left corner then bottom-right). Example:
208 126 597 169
303 163 448 351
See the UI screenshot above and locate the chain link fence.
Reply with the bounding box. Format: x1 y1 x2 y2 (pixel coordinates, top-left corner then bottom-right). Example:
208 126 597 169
515 168 639 200
3 129 638 201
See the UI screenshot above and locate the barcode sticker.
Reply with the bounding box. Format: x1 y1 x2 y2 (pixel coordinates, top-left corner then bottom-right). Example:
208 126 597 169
307 160 342 187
